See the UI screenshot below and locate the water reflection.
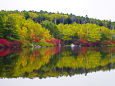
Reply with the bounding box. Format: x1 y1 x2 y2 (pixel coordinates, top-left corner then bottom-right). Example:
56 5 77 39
0 47 115 78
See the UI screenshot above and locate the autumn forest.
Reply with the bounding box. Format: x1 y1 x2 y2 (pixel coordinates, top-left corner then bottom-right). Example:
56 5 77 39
0 10 115 48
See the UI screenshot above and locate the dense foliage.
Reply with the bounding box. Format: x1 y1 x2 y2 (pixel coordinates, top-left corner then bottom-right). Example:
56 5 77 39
0 10 115 47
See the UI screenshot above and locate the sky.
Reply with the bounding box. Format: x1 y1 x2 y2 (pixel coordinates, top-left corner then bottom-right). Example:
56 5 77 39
0 70 115 86
0 0 115 21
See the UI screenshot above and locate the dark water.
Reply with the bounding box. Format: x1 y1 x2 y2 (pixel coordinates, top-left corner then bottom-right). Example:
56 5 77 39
0 47 115 86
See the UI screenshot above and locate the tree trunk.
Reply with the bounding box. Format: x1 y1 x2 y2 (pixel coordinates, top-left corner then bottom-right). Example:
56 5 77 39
54 19 57 24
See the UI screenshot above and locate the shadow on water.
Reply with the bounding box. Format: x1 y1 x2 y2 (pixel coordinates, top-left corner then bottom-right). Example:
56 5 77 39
0 46 115 79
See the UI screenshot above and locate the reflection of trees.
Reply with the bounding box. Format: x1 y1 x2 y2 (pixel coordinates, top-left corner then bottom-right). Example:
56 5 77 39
0 47 59 78
37 47 115 78
0 48 22 56
0 53 19 78
12 47 59 78
56 48 115 69
0 47 115 78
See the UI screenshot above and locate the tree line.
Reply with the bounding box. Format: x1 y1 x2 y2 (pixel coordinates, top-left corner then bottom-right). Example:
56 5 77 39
0 10 115 47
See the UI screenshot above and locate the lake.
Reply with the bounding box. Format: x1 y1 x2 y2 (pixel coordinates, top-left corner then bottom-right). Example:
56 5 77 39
0 46 115 86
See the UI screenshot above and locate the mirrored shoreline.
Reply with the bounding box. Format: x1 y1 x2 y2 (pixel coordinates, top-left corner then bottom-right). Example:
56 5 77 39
0 47 115 79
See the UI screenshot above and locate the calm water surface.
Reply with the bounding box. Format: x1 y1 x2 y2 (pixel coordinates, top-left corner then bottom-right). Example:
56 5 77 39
0 47 115 86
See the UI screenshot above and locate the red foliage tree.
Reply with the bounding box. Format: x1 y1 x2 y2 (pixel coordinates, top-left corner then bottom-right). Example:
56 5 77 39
35 38 41 42
0 48 10 56
0 39 22 48
103 40 109 45
13 40 22 48
73 42 79 45
0 39 14 47
82 47 86 54
46 40 51 44
110 40 115 45
87 42 93 47
81 38 87 44
51 38 60 46
60 41 64 46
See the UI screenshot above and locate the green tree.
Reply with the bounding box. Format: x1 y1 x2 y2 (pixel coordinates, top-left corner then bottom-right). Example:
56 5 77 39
41 20 59 38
